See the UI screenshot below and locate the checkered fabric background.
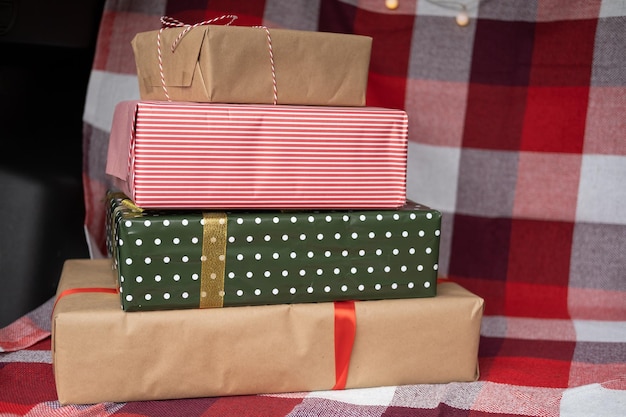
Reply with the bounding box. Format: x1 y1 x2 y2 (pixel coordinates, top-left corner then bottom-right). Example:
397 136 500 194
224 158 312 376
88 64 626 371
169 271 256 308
1 0 624 416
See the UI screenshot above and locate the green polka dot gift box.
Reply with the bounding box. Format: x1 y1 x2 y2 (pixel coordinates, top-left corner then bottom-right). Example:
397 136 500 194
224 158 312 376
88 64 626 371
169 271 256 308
106 191 442 311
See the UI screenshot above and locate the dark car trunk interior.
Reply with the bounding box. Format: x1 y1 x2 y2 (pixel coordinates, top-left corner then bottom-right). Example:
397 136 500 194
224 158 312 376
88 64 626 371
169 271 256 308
0 0 105 327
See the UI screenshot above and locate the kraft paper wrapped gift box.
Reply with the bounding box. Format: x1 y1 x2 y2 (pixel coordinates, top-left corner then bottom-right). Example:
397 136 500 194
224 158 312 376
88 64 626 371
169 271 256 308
52 259 484 405
105 191 442 311
105 100 409 210
132 22 372 106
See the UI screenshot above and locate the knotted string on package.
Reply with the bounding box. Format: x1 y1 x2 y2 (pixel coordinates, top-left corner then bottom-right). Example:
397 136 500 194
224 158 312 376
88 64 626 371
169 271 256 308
157 15 278 104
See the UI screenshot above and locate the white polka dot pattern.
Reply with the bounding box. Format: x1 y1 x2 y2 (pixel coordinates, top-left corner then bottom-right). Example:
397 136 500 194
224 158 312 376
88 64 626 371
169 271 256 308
106 193 442 311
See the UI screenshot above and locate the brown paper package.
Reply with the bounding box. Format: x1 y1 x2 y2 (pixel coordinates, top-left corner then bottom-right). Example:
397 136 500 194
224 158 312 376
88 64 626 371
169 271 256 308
131 25 372 106
52 259 483 405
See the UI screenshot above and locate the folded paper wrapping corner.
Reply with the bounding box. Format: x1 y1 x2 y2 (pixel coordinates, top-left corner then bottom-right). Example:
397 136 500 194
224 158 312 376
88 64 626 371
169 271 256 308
105 100 409 210
131 24 372 106
52 259 483 405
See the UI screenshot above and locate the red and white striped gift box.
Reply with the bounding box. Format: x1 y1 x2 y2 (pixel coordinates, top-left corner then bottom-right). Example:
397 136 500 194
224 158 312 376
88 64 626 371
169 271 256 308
106 100 408 209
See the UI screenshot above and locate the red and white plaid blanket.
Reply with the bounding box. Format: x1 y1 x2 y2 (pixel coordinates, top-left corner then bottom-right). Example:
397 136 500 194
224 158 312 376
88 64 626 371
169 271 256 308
1 1 624 416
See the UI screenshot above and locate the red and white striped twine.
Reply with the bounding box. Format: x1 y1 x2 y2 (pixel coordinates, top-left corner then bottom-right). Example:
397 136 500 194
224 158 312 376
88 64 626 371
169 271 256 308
156 15 278 105
253 25 278 105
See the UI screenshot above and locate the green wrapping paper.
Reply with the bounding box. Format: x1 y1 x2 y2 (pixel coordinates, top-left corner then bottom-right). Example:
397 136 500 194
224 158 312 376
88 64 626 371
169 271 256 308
106 191 442 311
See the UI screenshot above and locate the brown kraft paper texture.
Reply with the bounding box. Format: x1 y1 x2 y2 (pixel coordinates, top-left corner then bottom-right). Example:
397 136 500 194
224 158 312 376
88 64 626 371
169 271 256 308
132 24 372 106
52 259 483 405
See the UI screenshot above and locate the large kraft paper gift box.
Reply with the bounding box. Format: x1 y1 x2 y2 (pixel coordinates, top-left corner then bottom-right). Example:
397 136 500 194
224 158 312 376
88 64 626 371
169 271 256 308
105 100 409 209
105 191 442 311
52 259 484 405
131 21 372 106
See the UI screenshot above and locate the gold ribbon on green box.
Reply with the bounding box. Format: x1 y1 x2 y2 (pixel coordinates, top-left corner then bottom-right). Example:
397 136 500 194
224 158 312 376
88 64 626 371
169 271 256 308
200 212 228 308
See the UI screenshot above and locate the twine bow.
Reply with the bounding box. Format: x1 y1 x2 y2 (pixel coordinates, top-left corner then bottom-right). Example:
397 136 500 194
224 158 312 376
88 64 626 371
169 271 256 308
157 15 278 104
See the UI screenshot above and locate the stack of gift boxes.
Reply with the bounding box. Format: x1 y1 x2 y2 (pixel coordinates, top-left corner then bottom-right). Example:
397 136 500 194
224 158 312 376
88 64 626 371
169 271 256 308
51 20 484 405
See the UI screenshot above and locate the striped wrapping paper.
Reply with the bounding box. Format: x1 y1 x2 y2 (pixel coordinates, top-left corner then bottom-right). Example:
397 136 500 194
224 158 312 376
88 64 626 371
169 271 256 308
106 100 408 209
